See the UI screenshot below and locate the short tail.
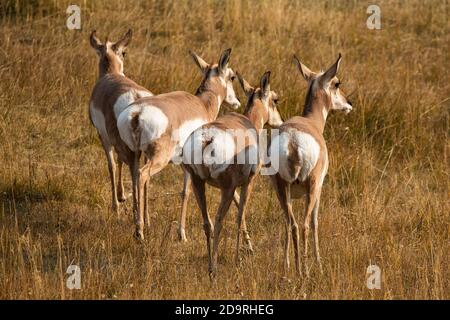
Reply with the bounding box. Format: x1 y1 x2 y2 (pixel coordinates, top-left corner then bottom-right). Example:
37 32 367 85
117 104 167 152
117 107 141 152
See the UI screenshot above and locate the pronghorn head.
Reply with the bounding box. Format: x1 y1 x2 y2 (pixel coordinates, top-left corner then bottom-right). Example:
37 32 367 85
89 29 132 76
189 48 241 110
294 53 352 115
237 71 283 128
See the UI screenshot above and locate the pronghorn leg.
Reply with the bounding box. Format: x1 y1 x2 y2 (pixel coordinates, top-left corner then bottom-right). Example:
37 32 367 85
138 151 171 233
235 179 254 263
117 159 127 203
190 175 214 272
286 185 300 275
210 187 236 279
272 175 300 275
241 216 253 252
232 190 252 250
178 170 192 242
232 191 240 206
303 187 318 277
312 191 323 273
142 156 150 228
138 158 156 233
130 151 144 240
143 179 149 227
100 138 119 215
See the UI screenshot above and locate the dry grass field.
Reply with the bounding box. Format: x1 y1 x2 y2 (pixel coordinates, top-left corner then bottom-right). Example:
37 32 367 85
0 0 448 299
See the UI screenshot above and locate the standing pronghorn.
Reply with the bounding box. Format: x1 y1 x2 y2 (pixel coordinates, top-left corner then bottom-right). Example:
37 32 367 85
117 49 241 240
269 53 352 276
89 29 152 214
182 71 283 278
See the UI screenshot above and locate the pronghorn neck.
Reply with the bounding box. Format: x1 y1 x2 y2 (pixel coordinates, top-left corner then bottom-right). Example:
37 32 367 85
195 78 225 121
302 82 329 133
244 99 267 132
98 54 124 78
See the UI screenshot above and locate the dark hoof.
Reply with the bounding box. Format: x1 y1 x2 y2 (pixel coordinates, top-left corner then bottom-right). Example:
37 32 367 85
177 228 188 242
134 230 145 241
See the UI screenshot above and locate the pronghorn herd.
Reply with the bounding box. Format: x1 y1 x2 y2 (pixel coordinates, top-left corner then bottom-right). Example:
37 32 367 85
89 29 352 279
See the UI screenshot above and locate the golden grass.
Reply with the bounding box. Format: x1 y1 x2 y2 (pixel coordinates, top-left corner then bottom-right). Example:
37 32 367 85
0 0 448 299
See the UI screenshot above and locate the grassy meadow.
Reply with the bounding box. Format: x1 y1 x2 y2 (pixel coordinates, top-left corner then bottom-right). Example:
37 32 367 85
0 0 448 299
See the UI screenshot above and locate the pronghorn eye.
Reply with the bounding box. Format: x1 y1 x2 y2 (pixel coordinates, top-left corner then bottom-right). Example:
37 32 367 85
122 51 127 57
335 82 340 88
231 76 236 81
273 98 279 104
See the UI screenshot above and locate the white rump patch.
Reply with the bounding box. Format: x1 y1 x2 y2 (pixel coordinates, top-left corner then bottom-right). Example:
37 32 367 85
113 90 153 119
182 127 235 179
293 131 320 182
171 118 206 163
270 129 320 183
203 128 235 178
114 91 135 119
117 104 168 152
270 132 292 182
175 119 206 149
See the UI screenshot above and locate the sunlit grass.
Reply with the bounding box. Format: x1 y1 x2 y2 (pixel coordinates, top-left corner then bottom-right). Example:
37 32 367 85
0 0 448 299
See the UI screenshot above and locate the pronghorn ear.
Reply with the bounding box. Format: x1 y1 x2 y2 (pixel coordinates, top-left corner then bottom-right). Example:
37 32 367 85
218 48 232 75
320 53 342 86
189 50 209 73
260 71 271 96
114 29 132 51
236 72 254 97
89 30 103 53
293 55 314 82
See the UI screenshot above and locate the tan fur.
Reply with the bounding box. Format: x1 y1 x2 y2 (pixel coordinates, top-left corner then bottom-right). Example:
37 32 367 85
271 54 351 276
123 50 239 240
182 71 282 278
90 75 152 153
89 30 153 216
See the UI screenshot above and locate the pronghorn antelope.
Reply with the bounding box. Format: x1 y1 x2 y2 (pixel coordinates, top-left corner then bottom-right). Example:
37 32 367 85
269 53 352 276
89 29 152 215
182 71 283 278
117 49 241 240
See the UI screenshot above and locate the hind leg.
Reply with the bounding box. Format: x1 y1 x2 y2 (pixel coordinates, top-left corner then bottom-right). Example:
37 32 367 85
178 169 191 242
271 175 300 276
189 174 214 274
312 191 323 273
130 152 144 240
235 178 255 263
303 186 319 277
210 187 236 279
232 191 253 251
117 158 127 203
137 151 171 235
99 136 120 215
